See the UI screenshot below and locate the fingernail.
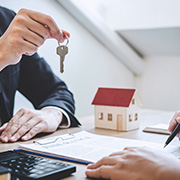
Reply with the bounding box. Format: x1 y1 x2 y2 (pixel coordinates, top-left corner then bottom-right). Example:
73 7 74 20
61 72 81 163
87 164 92 168
22 136 28 141
2 136 8 142
86 169 92 172
10 136 16 141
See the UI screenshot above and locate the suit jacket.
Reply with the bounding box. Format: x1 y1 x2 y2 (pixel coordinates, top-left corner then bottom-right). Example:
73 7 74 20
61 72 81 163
0 6 80 126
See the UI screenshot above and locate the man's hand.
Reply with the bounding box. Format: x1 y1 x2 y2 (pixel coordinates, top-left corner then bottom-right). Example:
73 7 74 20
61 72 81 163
0 108 63 142
168 111 180 140
0 8 70 70
86 147 180 180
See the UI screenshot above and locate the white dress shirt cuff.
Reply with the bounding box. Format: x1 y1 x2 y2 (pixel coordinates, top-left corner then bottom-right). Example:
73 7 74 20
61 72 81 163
42 106 71 128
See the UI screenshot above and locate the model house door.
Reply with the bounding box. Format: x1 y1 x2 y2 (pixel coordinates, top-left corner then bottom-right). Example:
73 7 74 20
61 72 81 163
117 114 122 131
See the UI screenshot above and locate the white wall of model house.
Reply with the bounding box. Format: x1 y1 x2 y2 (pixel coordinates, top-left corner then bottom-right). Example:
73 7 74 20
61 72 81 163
94 93 140 131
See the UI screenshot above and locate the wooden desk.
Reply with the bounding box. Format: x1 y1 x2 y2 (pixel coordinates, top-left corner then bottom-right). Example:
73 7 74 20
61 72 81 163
0 109 179 179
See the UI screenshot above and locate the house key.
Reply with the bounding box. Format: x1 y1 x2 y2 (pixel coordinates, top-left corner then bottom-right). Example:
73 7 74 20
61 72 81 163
57 35 69 73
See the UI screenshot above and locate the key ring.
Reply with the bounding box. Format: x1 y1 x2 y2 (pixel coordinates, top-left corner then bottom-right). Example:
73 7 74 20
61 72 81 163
58 34 69 46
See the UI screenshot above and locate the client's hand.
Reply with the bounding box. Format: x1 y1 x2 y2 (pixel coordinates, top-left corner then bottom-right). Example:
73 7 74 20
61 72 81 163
168 111 180 140
86 147 180 180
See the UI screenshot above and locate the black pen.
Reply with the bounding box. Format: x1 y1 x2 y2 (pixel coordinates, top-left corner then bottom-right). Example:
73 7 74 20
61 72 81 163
164 123 180 148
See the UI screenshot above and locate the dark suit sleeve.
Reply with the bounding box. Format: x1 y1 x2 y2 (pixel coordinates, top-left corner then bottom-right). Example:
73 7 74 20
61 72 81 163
17 53 80 127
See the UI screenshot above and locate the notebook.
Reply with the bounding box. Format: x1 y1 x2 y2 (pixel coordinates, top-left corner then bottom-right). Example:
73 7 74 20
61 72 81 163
143 123 170 135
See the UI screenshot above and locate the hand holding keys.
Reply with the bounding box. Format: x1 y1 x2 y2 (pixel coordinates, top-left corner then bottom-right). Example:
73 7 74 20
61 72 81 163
57 34 69 73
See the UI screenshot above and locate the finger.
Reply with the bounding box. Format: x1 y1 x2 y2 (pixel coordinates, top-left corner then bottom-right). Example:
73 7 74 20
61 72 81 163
168 117 178 132
28 20 70 43
109 147 137 157
0 123 8 133
0 110 25 142
109 151 124 157
123 147 137 151
4 110 32 135
9 33 38 56
85 165 113 179
22 9 64 42
26 17 50 40
168 112 179 132
62 30 70 38
176 117 180 124
23 28 44 47
9 117 40 142
21 121 46 141
87 156 119 169
23 40 38 56
14 35 38 56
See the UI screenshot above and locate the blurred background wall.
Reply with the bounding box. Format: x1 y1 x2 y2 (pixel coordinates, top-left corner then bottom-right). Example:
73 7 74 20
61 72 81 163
1 0 180 118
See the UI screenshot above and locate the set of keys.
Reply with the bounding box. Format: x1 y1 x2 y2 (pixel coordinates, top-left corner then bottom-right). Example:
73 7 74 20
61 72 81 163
56 34 69 73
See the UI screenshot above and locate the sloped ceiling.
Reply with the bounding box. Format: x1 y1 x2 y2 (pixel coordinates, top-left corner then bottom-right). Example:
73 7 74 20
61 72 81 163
57 0 180 75
117 27 180 57
57 0 144 76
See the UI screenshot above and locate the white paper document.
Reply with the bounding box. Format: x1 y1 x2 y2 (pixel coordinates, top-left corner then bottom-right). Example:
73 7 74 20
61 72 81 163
18 131 180 164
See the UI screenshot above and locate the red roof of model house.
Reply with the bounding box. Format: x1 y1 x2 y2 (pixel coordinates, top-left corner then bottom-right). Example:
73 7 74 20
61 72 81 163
92 88 136 107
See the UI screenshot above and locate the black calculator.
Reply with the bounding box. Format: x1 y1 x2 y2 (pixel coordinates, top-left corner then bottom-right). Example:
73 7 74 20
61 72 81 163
0 151 76 180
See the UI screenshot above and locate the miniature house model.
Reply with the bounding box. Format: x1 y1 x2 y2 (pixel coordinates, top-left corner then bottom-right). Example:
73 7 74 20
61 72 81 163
92 88 142 131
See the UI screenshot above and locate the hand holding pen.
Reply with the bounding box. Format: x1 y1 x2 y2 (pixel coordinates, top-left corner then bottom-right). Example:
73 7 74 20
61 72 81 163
164 111 180 148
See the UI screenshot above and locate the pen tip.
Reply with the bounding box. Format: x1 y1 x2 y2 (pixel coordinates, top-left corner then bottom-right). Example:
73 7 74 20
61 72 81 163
163 144 167 148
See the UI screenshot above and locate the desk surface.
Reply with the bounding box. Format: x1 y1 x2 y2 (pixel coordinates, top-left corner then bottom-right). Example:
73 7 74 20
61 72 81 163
0 109 179 180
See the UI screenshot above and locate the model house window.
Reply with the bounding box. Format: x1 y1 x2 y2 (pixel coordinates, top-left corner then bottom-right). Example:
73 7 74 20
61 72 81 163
135 113 138 121
98 113 103 120
129 114 133 122
108 113 112 121
132 98 135 105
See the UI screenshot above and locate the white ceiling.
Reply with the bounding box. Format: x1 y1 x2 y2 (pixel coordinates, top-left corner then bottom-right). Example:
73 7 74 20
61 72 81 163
58 0 145 75
76 0 180 57
77 0 180 30
117 27 180 57
58 0 180 75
